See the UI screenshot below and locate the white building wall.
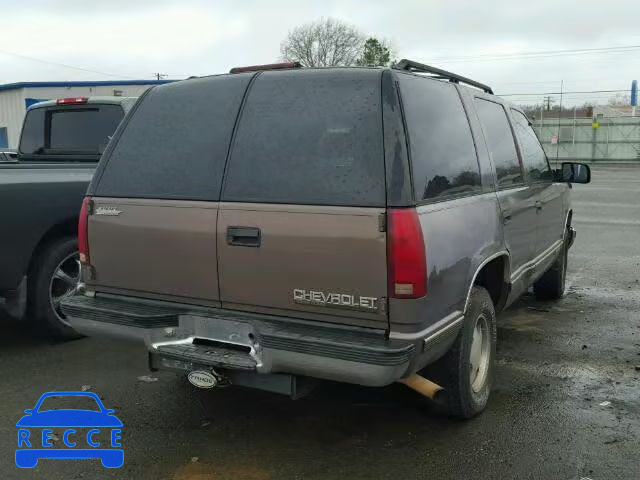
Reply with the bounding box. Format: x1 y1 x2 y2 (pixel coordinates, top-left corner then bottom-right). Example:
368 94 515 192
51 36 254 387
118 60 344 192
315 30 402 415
0 83 158 148
0 88 26 149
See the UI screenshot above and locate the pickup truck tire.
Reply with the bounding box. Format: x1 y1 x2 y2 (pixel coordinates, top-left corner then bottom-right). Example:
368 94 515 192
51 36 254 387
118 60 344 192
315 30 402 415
28 237 83 341
533 234 568 300
426 286 496 419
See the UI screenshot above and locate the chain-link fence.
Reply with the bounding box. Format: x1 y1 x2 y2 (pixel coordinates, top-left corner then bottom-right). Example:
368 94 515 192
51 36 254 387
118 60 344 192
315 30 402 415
532 116 640 162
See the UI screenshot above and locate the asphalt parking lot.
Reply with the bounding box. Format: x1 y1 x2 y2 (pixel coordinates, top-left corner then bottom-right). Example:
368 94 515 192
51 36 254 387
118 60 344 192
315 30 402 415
1 164 639 480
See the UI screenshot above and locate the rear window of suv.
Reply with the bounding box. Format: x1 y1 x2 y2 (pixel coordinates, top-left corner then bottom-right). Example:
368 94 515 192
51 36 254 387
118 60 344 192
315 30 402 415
19 105 124 156
94 74 253 200
222 69 385 207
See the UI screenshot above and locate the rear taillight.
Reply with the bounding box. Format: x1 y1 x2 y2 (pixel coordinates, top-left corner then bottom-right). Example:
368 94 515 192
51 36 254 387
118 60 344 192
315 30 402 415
387 208 427 299
78 197 91 264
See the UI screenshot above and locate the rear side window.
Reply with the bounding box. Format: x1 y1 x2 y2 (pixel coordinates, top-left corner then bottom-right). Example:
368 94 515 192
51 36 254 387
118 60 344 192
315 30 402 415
19 105 123 156
510 109 552 182
0 127 8 148
222 69 385 206
19 108 45 154
474 99 523 188
397 75 481 202
95 74 252 200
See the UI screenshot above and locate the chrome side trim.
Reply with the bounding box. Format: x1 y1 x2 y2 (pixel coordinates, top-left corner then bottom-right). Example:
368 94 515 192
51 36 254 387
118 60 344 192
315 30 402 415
564 208 572 229
389 310 463 341
422 315 464 349
463 251 510 314
510 239 563 284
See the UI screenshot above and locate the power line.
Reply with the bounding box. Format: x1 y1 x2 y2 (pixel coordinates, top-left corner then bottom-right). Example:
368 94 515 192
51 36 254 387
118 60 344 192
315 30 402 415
493 76 628 86
426 44 640 64
0 48 137 79
500 89 629 97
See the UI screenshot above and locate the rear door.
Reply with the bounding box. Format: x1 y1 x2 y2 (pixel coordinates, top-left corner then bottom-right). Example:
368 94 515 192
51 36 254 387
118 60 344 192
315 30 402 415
474 98 537 277
217 69 388 327
87 75 252 304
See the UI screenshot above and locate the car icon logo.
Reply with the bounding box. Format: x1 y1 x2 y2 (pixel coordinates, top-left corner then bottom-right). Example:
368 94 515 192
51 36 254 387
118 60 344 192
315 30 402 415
15 391 123 468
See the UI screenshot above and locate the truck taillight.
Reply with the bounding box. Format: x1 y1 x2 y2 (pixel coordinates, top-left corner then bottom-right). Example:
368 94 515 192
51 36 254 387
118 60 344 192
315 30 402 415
387 208 427 299
78 197 92 264
56 97 88 105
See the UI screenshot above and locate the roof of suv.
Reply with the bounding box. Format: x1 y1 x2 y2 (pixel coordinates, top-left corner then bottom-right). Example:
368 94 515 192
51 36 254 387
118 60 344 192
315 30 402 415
220 59 495 96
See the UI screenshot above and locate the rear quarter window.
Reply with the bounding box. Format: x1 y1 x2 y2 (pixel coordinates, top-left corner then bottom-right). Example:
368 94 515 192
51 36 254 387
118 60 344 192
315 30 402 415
94 74 253 200
222 69 385 207
397 74 481 203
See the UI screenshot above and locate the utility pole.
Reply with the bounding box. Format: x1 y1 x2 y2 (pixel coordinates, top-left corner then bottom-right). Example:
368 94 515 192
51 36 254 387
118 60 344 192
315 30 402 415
543 95 554 111
153 73 168 80
556 80 563 162
539 103 544 136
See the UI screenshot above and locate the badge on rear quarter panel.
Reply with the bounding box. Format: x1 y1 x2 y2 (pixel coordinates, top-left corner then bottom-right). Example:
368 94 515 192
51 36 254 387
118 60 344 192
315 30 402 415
94 206 122 216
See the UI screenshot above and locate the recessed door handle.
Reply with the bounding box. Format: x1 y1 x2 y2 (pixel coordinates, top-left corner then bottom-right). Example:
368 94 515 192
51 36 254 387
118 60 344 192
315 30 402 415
502 210 512 225
227 226 261 247
535 201 543 211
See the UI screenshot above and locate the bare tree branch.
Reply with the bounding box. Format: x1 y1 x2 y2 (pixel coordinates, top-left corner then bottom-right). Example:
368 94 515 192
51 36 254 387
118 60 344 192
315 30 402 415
280 18 365 67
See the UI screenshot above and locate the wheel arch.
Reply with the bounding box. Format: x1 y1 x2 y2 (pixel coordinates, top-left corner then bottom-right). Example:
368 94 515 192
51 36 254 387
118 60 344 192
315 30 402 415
27 217 78 278
464 251 511 314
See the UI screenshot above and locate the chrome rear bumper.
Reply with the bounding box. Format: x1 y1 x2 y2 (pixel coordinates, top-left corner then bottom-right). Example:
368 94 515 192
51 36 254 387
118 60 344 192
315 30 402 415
62 294 414 387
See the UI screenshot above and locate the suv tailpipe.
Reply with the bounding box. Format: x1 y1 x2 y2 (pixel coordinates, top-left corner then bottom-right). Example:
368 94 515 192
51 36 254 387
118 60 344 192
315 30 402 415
398 373 444 402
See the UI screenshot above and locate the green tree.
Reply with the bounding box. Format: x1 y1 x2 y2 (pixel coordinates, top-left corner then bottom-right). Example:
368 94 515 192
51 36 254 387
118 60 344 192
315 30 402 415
356 38 391 67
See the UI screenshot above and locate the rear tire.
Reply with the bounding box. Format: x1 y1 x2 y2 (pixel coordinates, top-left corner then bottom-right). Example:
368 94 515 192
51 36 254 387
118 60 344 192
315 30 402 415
534 233 568 300
28 236 83 341
426 286 496 419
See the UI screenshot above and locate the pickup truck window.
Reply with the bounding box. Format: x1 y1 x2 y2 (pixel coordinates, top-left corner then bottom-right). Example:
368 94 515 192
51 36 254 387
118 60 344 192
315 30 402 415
474 99 524 189
19 105 124 156
510 109 552 183
0 127 7 148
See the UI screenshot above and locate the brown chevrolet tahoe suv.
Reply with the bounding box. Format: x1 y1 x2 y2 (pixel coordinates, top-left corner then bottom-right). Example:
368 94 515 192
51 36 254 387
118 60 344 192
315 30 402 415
62 60 590 418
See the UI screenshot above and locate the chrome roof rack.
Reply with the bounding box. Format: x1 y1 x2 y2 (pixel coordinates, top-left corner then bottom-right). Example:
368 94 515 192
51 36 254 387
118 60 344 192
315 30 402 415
393 59 493 94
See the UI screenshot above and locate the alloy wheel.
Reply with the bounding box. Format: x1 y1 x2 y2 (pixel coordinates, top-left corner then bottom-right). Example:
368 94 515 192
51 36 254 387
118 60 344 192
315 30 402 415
469 313 491 393
48 252 81 326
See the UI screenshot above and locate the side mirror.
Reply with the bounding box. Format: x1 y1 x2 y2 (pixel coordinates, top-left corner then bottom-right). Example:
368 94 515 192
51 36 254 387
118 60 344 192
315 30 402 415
557 162 591 184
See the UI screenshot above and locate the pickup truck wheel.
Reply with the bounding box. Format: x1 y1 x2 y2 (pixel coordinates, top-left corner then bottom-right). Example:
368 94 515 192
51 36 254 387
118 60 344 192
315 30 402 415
28 237 83 341
426 286 496 419
533 233 568 300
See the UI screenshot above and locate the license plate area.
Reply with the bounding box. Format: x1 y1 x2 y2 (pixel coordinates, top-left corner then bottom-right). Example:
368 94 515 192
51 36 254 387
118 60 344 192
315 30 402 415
149 315 260 372
178 314 256 349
